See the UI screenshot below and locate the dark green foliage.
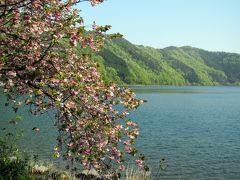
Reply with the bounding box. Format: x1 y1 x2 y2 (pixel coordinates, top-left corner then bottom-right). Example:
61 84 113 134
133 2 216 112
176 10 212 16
99 47 131 83
96 38 240 85
0 131 34 180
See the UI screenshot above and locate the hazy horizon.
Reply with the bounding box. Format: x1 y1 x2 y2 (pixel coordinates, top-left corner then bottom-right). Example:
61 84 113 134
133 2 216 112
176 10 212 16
79 0 240 54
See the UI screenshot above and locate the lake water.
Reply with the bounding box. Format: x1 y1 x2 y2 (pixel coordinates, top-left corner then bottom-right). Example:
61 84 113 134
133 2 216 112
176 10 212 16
1 86 240 179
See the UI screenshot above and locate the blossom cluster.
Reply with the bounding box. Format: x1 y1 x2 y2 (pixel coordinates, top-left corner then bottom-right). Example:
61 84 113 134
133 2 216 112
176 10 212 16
0 0 146 176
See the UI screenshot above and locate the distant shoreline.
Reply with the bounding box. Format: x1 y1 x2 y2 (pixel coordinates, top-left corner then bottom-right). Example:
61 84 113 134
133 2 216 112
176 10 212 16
123 84 240 87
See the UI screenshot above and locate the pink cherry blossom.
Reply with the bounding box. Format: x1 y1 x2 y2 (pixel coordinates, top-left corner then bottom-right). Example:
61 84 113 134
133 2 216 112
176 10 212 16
0 0 147 177
6 71 17 77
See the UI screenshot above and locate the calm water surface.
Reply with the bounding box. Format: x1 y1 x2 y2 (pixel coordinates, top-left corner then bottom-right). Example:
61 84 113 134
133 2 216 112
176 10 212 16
1 86 240 179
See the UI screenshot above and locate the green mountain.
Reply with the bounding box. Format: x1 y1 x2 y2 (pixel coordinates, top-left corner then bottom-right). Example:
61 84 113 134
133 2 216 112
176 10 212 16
96 38 240 85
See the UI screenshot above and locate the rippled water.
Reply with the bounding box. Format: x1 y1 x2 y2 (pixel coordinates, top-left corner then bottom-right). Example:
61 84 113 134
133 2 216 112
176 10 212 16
1 86 240 179
131 86 240 179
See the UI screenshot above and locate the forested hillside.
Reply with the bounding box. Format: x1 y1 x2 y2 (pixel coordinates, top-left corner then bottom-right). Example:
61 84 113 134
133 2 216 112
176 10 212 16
96 38 240 85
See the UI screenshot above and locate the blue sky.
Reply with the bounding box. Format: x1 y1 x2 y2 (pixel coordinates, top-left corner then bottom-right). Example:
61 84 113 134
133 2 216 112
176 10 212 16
79 0 240 53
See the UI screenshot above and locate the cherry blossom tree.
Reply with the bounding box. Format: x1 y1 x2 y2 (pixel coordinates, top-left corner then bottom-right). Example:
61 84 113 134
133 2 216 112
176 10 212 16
0 0 146 177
